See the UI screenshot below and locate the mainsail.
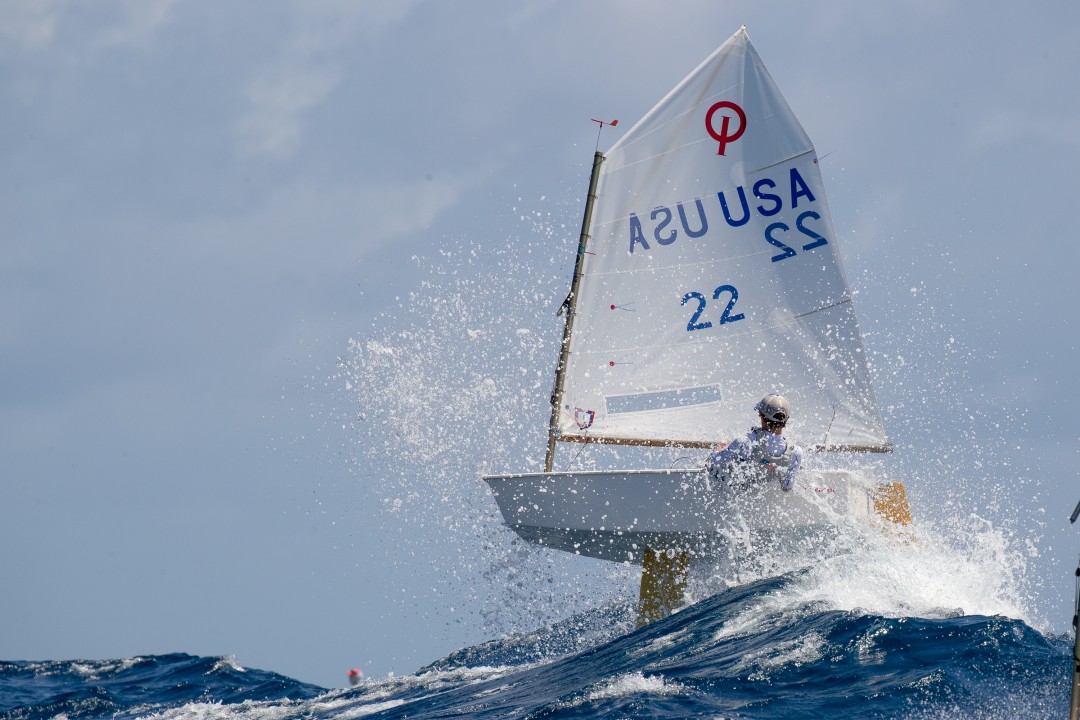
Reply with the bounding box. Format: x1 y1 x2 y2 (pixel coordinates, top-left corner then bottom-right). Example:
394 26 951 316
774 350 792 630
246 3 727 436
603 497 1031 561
554 27 887 452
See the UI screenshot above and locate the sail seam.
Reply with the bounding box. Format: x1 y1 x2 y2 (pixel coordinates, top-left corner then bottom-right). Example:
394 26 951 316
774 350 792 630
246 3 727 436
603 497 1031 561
793 297 852 319
748 147 816 174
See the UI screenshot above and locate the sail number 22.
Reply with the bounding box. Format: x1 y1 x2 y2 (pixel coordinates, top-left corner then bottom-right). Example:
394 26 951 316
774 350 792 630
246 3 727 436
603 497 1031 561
765 210 828 262
681 285 745 331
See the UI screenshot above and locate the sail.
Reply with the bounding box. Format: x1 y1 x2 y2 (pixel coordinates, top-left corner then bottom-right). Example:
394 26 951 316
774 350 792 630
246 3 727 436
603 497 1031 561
557 27 887 451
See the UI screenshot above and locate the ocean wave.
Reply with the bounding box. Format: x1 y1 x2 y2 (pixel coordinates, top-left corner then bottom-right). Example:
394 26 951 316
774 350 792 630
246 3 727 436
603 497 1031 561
2 576 1072 719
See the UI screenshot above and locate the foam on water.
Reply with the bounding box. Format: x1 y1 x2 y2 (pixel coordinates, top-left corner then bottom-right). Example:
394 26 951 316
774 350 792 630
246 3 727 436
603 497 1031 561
581 672 686 701
731 630 827 679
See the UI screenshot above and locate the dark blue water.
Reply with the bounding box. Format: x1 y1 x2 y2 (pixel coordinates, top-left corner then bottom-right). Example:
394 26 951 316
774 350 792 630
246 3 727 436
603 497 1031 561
0 653 324 720
2 573 1072 719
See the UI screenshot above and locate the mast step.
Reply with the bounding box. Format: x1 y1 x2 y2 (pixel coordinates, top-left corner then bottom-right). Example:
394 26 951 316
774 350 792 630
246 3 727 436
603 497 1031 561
636 547 689 628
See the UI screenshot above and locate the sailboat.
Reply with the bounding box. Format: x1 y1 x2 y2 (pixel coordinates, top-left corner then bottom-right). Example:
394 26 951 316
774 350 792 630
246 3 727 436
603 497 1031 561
484 27 911 623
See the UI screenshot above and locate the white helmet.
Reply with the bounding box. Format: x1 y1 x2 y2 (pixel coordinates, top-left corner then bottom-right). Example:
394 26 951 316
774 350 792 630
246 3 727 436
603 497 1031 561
755 394 790 425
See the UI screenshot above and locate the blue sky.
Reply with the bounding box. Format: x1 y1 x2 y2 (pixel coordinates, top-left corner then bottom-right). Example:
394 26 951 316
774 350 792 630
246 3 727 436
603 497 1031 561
3 0 1079 688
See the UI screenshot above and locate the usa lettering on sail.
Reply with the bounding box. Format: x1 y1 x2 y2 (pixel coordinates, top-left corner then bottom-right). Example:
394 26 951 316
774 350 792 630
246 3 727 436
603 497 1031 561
627 166 823 258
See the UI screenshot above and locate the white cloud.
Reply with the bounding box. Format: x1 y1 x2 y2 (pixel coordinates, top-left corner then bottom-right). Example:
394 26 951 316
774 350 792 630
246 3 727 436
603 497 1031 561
288 0 420 48
104 171 453 294
0 0 66 51
0 0 173 54
235 65 342 159
96 0 175 49
232 0 424 160
96 172 475 294
971 108 1080 152
217 173 471 275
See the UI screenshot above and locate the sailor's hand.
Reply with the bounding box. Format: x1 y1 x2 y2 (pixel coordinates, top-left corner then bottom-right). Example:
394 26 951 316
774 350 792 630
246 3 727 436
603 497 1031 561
713 441 730 451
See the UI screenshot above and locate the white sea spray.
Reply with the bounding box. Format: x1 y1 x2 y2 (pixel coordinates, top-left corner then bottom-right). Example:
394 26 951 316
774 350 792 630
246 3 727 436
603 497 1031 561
333 199 639 650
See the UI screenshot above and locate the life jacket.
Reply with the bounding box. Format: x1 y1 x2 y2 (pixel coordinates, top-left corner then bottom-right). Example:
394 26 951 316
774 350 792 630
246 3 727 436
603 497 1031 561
719 427 794 487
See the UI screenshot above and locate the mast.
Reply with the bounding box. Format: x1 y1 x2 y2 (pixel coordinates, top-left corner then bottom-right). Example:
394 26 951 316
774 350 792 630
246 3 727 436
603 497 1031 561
545 151 605 472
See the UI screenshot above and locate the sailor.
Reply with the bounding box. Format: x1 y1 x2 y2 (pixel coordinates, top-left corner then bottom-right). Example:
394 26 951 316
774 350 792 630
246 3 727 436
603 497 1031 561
705 394 804 492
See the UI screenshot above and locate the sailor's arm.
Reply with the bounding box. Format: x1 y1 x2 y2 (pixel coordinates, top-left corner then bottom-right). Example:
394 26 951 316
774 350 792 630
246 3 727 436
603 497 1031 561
705 438 745 471
780 446 805 492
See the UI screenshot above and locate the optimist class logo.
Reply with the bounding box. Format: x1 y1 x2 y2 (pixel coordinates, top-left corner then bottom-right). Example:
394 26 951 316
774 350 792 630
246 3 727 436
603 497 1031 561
705 101 746 155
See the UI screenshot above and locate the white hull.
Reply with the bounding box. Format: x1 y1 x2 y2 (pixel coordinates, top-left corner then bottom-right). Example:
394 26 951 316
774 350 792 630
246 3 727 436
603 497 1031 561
483 468 873 565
